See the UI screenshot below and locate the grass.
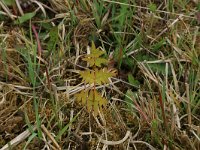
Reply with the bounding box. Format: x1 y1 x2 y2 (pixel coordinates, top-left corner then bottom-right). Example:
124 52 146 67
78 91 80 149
0 0 199 149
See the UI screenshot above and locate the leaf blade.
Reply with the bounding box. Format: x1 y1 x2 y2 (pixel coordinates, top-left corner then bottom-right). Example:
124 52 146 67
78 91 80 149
14 12 36 24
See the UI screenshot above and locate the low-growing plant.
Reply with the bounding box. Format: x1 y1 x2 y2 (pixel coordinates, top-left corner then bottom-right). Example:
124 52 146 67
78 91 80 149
75 42 116 116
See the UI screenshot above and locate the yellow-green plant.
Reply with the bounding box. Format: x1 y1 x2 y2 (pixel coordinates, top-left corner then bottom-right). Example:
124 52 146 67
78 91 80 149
75 42 116 116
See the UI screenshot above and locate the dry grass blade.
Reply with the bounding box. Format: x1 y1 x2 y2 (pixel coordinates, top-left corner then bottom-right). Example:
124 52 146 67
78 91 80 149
0 127 36 150
41 124 61 150
130 140 157 150
99 131 131 145
0 1 14 20
151 15 183 43
31 0 47 17
15 0 24 15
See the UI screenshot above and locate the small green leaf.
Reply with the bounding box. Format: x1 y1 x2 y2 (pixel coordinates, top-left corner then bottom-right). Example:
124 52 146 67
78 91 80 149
198 3 200 11
148 3 157 12
90 90 107 116
47 26 59 52
94 58 108 67
2 0 15 6
75 89 107 116
79 70 95 85
80 68 116 85
124 90 137 111
82 41 107 67
128 73 140 88
83 57 108 67
152 39 166 52
95 68 116 85
75 90 89 105
40 22 52 30
15 12 36 24
147 63 170 74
